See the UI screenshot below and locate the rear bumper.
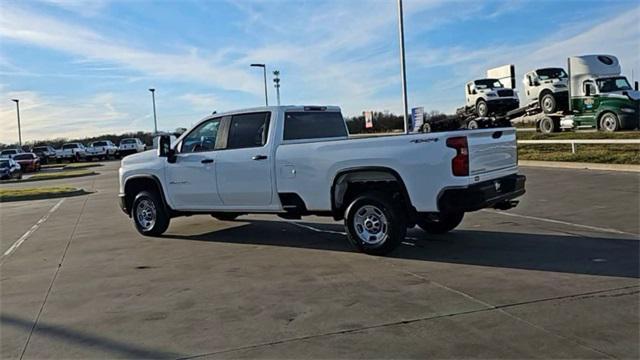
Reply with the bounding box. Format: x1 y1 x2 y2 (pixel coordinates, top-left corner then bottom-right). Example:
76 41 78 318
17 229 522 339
438 174 526 213
119 149 138 157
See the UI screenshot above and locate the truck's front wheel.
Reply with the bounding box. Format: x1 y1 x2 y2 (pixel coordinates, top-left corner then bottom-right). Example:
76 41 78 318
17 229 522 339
416 212 464 234
345 192 406 256
132 191 170 236
476 100 488 117
540 93 557 114
599 112 619 132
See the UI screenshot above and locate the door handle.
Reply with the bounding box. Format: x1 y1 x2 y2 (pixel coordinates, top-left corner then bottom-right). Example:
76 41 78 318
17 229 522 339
201 159 214 164
252 155 268 160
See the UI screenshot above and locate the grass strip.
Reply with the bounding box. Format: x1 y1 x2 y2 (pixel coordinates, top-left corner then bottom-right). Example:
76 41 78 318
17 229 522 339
0 186 87 202
62 162 103 170
17 170 97 183
518 144 640 164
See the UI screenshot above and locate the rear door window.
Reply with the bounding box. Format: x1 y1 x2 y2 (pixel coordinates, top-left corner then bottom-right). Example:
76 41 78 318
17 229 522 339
226 112 270 149
283 111 347 140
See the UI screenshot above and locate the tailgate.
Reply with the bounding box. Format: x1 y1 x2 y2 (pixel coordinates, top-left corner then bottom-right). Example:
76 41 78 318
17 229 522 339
466 128 517 176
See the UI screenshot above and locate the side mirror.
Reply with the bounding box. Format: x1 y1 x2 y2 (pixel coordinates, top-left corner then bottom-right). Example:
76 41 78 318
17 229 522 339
533 80 540 86
585 85 591 97
635 81 639 91
157 135 176 163
471 89 477 95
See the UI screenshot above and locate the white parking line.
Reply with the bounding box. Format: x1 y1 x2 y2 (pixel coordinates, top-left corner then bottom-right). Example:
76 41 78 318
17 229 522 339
1 199 65 260
484 210 637 236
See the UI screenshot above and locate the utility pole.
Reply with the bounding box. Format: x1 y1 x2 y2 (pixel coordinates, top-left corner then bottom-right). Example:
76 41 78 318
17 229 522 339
273 70 281 106
149 88 158 134
11 99 22 147
397 0 409 134
251 64 269 106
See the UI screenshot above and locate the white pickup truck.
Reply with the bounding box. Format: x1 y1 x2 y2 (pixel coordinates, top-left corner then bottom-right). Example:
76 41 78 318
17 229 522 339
119 106 525 255
56 143 88 162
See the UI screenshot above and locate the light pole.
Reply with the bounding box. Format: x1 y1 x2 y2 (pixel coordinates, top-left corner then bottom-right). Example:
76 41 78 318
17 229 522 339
148 88 158 134
250 64 269 106
11 99 22 147
397 0 409 134
273 70 281 106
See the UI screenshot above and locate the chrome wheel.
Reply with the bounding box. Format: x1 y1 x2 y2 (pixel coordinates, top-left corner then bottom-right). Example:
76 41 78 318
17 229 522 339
353 205 389 245
601 114 618 132
543 96 553 112
135 199 156 231
477 102 488 117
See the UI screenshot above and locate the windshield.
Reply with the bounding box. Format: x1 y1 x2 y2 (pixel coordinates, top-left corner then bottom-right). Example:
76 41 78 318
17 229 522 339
597 77 632 92
121 139 136 144
63 144 78 149
474 79 503 89
0 160 9 168
14 154 32 160
1 150 16 155
536 68 567 80
92 141 108 147
33 147 48 152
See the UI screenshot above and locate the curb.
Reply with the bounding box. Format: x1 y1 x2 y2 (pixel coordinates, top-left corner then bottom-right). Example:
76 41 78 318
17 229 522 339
0 189 89 203
7 171 98 183
519 160 640 173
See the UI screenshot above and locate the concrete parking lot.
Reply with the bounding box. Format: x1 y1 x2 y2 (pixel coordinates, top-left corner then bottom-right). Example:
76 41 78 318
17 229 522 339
1 161 638 359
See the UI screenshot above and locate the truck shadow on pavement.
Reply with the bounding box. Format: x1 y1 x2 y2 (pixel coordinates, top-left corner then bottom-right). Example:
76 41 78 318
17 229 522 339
162 220 639 279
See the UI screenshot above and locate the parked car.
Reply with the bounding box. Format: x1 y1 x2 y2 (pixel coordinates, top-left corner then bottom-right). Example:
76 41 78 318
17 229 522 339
0 158 22 180
13 153 41 172
56 143 87 162
31 145 57 164
87 140 118 160
119 105 526 256
0 148 24 159
118 138 146 157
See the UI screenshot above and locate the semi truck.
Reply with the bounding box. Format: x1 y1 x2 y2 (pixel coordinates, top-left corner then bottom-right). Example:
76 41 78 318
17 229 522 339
457 55 639 133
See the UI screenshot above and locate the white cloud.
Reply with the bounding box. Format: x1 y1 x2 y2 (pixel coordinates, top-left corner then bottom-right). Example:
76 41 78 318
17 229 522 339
0 6 262 95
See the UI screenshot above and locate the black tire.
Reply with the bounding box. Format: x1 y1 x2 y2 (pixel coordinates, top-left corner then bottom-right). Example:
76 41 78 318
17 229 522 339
538 116 556 134
417 212 464 234
467 119 479 129
476 99 489 117
540 93 557 114
344 192 406 256
212 213 239 221
599 112 619 132
132 190 170 236
17 171 22 180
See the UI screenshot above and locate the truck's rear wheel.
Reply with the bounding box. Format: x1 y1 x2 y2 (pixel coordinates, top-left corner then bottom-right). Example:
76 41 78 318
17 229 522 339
540 93 557 114
476 100 488 117
599 112 619 132
345 192 406 256
538 116 557 134
132 191 170 236
417 212 464 234
467 119 479 129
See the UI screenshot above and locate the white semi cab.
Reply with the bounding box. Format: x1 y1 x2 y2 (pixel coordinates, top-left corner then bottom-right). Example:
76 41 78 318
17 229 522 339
463 79 519 117
523 68 569 113
56 143 87 162
119 106 526 255
87 140 118 160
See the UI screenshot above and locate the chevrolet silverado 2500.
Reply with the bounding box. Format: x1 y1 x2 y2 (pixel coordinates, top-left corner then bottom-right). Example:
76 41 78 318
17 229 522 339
119 106 525 255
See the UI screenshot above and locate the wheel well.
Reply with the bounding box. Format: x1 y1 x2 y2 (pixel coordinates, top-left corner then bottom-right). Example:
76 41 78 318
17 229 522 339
538 89 553 101
331 168 415 221
123 176 167 216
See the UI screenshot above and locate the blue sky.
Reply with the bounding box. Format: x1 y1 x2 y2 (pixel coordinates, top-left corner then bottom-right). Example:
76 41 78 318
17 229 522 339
1 0 639 143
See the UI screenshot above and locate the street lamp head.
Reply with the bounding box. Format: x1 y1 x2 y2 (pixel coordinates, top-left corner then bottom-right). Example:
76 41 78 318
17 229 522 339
148 88 155 92
250 63 265 68
11 99 19 103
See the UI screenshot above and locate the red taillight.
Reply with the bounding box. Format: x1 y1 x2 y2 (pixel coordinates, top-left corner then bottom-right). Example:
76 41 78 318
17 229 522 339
446 136 469 176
